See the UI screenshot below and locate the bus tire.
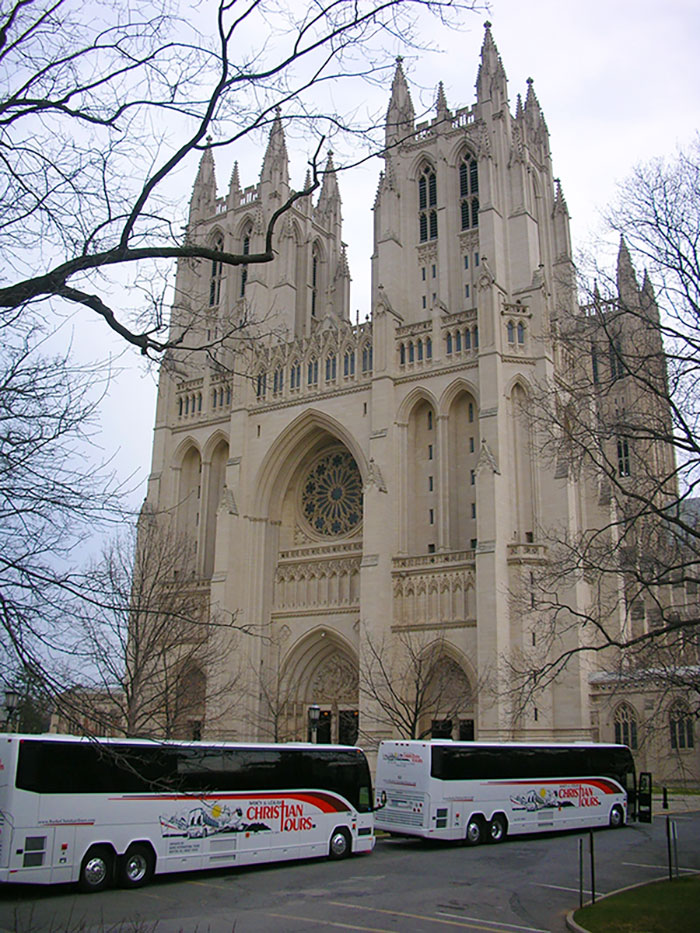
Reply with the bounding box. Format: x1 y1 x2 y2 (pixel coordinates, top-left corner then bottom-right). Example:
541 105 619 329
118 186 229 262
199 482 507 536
465 816 484 846
487 814 507 844
609 805 624 829
78 845 114 893
119 843 155 888
329 827 352 859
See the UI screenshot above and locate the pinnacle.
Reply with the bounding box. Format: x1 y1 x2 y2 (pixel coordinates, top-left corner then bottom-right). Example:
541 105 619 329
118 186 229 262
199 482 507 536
617 235 639 296
436 81 448 114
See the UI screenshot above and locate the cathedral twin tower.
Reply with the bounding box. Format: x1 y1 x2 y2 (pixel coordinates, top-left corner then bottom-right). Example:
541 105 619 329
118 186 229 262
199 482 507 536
145 25 591 745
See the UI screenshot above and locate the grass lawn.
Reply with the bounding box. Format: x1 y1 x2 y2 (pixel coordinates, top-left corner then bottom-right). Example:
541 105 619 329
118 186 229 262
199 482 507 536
573 874 700 932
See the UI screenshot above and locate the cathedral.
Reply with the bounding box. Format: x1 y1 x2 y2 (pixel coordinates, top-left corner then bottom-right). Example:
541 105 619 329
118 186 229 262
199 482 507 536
142 24 696 778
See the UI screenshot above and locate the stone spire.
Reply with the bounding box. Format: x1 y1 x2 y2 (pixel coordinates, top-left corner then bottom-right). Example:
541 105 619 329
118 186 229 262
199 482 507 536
554 177 568 214
435 81 451 133
553 178 572 261
524 77 550 156
476 21 507 108
616 235 639 309
260 106 289 190
641 270 660 322
188 138 217 225
515 92 523 120
230 160 240 192
385 57 415 148
227 160 240 208
316 151 342 235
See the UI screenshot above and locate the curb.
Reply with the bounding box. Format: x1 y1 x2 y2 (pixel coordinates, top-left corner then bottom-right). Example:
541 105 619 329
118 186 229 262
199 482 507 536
565 871 700 933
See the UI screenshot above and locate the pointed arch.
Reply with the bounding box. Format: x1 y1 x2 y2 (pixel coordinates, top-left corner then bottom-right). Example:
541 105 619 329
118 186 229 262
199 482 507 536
310 239 326 321
202 429 230 464
439 377 480 419
208 231 224 306
172 435 203 470
508 378 536 541
234 213 256 239
446 385 479 550
396 386 440 424
417 160 438 242
457 147 479 231
251 409 368 518
613 702 638 749
238 218 253 298
405 391 438 553
203 436 229 578
176 443 202 545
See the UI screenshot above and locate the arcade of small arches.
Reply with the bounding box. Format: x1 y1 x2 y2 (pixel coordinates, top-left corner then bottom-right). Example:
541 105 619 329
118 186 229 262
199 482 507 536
256 342 373 401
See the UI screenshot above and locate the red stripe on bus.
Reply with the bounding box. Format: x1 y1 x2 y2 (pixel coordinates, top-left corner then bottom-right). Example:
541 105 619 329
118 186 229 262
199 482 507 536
39 821 95 827
109 791 351 812
487 778 621 794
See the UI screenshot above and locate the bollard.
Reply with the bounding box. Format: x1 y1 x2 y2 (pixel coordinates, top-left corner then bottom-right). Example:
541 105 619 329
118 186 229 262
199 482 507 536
663 786 668 809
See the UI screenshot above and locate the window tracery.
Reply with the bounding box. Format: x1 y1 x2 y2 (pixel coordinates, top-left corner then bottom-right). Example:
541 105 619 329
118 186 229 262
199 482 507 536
300 449 363 537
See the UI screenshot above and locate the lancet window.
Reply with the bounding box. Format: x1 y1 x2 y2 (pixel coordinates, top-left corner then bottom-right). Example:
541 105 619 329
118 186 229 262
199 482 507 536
418 164 438 242
240 227 251 298
209 234 223 306
459 152 479 230
614 703 638 749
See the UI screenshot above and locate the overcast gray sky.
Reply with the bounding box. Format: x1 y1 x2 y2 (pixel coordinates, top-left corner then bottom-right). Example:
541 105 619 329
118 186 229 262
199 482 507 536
96 0 700 514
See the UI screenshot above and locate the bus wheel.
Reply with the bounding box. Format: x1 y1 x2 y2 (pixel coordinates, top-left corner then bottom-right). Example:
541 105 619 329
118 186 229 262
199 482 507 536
487 815 507 844
609 805 624 829
329 827 351 859
119 844 155 888
79 846 113 893
465 816 484 846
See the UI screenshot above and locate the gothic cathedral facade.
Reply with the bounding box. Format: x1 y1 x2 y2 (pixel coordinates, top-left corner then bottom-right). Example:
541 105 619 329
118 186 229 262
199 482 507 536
142 26 659 756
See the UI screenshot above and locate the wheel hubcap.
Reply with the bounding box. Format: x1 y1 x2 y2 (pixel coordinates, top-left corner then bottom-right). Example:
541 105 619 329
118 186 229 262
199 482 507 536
84 856 107 886
331 833 347 856
126 854 147 882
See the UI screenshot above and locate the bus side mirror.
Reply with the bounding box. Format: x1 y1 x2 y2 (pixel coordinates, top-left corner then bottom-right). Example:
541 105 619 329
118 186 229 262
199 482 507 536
373 790 387 811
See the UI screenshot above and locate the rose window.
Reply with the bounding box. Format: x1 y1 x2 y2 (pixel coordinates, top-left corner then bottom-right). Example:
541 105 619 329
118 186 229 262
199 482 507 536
301 449 362 537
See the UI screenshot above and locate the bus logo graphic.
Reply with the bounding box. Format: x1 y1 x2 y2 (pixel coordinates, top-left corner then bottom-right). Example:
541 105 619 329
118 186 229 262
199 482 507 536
510 785 600 812
383 752 423 764
160 801 271 839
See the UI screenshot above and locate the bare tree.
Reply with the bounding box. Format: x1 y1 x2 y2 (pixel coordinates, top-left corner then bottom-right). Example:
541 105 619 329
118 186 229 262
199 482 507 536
0 310 123 698
247 627 296 742
360 629 474 740
61 511 246 738
508 141 700 725
0 0 477 359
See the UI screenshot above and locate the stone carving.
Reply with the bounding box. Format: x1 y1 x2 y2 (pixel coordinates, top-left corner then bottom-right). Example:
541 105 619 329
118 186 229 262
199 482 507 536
476 438 500 475
218 484 238 515
311 654 358 703
365 457 388 494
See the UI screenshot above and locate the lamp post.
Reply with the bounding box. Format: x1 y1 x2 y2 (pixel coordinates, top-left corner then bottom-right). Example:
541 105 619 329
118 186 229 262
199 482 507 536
4 688 19 732
308 703 320 744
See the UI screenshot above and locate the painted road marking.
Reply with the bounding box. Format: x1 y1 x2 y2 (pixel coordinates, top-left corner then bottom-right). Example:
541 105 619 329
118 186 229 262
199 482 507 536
534 883 601 895
435 912 548 933
330 901 546 932
622 861 696 873
267 912 393 932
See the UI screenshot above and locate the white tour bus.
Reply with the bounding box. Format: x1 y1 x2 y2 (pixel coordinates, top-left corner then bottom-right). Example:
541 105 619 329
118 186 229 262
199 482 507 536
0 734 375 891
375 740 635 845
